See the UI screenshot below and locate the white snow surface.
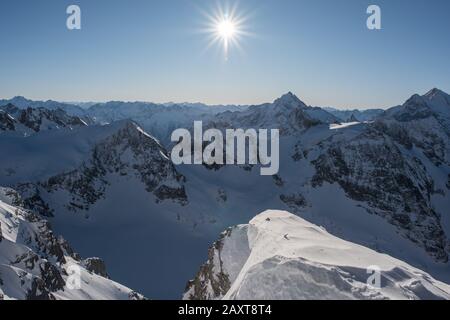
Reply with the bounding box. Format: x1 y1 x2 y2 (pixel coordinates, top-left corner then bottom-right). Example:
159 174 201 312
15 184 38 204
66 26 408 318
218 210 450 300
329 121 363 130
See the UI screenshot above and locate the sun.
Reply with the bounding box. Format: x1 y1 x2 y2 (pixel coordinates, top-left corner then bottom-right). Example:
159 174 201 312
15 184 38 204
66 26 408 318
215 16 238 59
217 17 236 41
199 3 251 60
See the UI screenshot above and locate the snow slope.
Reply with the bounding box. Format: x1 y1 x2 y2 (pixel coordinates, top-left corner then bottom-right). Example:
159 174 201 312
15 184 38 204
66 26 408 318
0 89 449 299
0 187 143 300
185 210 450 300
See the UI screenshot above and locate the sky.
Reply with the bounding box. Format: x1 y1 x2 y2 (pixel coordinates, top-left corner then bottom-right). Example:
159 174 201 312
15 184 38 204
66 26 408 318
0 0 449 109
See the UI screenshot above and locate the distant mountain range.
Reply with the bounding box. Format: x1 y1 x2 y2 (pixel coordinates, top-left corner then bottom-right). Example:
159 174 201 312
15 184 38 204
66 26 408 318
323 107 385 122
1 88 449 300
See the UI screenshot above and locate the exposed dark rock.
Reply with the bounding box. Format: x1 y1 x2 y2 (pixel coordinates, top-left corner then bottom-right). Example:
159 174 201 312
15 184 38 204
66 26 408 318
216 188 227 203
128 291 146 300
13 183 54 217
26 278 56 300
0 110 16 131
154 186 188 205
280 193 307 211
39 261 65 292
83 257 109 278
13 252 40 270
18 107 87 132
311 126 448 262
273 174 285 187
184 228 233 300
36 121 188 212
292 143 304 161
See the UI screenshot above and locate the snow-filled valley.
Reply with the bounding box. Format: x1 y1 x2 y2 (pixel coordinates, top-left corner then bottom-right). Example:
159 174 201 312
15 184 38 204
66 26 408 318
1 88 450 299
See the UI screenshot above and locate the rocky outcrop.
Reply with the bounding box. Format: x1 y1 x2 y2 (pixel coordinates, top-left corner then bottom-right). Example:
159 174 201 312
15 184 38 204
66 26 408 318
184 228 234 300
0 104 87 135
13 183 54 217
83 258 109 278
0 111 15 131
280 193 307 212
20 121 188 214
208 92 322 136
18 107 86 132
312 123 448 262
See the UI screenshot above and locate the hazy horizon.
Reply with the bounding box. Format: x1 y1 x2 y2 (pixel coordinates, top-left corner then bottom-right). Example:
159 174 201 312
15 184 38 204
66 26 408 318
2 86 447 111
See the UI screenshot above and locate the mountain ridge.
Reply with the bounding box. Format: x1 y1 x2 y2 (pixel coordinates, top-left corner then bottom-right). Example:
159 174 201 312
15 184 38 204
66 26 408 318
1 88 449 299
184 210 450 300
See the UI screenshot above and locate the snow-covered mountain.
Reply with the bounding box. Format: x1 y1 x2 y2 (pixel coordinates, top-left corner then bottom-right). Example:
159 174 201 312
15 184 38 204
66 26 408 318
383 88 450 138
0 104 87 136
189 92 340 136
0 88 449 299
0 118 196 299
324 107 384 122
0 118 187 211
29 120 187 214
86 101 248 145
184 210 450 300
0 187 144 300
206 92 319 134
0 97 86 117
85 93 338 144
2 94 338 142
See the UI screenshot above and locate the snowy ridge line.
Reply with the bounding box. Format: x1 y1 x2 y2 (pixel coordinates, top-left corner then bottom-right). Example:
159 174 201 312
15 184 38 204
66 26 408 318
1 88 450 299
185 210 450 300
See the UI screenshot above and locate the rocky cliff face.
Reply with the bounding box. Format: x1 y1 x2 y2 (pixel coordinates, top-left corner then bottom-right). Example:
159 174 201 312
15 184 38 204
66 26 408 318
0 111 15 131
0 104 87 135
208 92 323 136
18 121 188 214
184 228 234 300
311 124 448 262
0 187 144 300
184 226 249 300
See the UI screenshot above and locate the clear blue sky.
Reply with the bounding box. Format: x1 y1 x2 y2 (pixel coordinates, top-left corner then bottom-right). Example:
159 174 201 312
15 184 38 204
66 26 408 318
0 0 449 109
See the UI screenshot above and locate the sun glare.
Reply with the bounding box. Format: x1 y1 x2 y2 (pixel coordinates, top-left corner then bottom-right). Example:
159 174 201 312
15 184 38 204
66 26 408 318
217 18 236 40
200 4 250 61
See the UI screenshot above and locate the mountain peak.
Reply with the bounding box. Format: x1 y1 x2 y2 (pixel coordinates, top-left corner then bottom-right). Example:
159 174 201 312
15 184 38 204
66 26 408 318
273 92 306 108
423 88 450 107
424 88 447 98
11 96 30 102
406 94 425 104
